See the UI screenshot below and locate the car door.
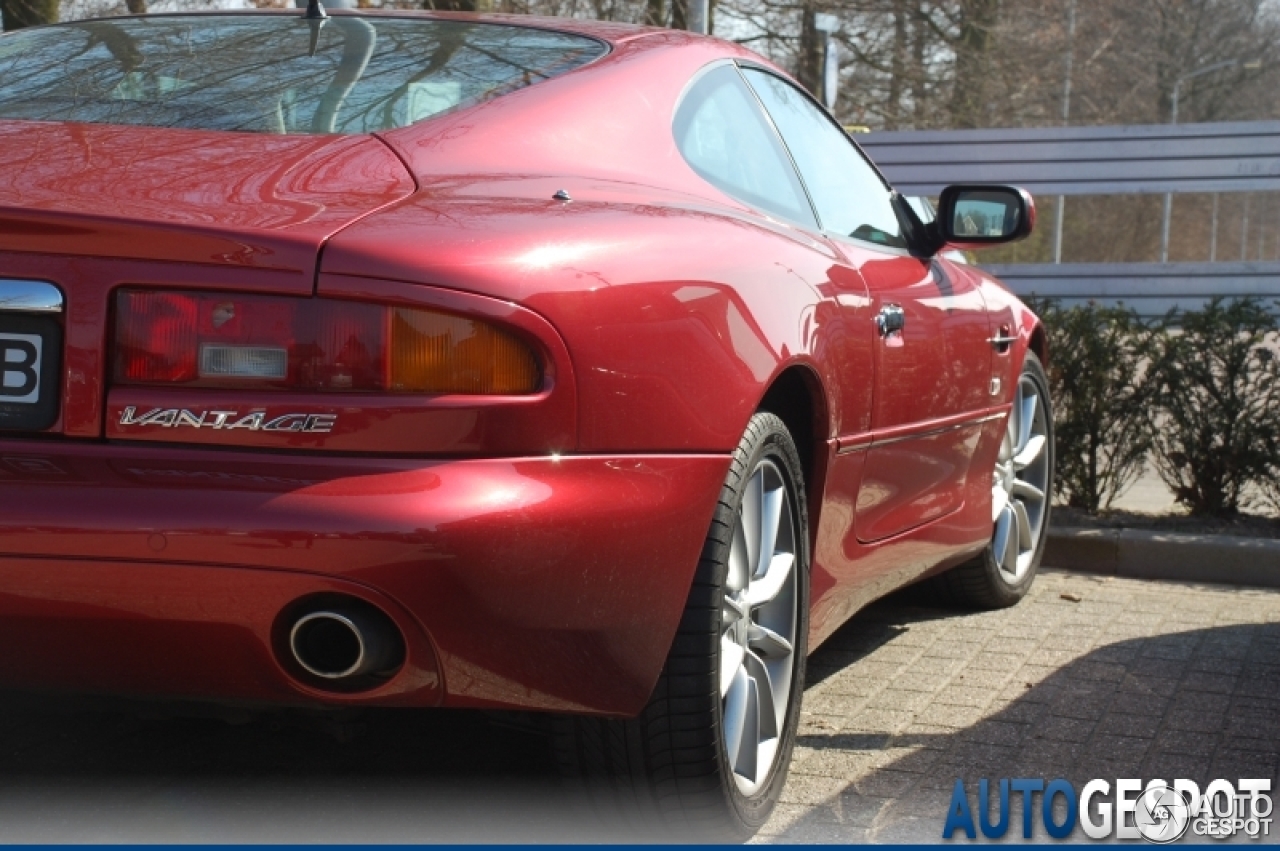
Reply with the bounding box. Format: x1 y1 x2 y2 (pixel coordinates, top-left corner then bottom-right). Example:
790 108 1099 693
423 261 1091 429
741 68 995 543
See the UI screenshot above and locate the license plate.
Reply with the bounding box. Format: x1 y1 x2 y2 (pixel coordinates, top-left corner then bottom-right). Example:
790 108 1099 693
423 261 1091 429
0 314 61 432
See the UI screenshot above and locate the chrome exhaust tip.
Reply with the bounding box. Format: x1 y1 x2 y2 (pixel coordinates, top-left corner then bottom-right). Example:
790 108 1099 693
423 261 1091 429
289 607 400 680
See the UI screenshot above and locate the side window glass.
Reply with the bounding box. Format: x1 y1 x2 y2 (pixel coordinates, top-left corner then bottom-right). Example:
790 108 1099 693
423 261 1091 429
742 68 905 249
674 65 817 229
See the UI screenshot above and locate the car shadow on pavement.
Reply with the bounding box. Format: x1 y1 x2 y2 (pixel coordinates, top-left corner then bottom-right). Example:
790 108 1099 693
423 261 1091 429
763 585 1280 844
0 577 1276 843
0 687 587 842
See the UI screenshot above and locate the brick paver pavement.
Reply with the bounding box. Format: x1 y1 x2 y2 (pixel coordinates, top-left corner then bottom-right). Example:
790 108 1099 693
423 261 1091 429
0 568 1275 842
760 569 1280 843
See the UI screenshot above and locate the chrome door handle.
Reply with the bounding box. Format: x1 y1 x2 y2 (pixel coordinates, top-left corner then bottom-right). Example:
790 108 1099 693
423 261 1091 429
988 322 1016 351
876 304 905 337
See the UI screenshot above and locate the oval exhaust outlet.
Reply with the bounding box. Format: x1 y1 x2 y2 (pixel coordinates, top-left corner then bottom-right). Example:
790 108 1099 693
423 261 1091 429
289 607 401 680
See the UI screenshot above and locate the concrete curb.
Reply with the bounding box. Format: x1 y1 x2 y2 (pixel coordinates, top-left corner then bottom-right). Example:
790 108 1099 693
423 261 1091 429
1044 527 1280 589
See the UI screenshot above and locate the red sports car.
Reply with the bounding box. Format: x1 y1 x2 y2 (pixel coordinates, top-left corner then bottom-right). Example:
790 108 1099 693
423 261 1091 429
0 9 1052 838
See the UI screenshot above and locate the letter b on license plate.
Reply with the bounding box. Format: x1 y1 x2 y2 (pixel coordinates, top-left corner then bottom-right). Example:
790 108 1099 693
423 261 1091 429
0 315 61 432
1 332 41 403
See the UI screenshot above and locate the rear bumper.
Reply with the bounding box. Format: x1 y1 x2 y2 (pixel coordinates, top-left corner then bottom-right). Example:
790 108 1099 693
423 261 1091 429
0 441 730 715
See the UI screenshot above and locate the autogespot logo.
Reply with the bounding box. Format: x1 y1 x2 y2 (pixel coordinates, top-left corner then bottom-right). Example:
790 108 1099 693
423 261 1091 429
943 777 1273 842
1133 782 1192 843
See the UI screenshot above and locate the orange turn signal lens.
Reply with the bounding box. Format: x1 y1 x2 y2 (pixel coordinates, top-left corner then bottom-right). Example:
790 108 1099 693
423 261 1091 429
390 307 541 395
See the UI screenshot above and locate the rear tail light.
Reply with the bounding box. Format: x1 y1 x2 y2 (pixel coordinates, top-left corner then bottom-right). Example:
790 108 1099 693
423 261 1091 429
117 291 199 383
391 309 544 395
114 290 541 395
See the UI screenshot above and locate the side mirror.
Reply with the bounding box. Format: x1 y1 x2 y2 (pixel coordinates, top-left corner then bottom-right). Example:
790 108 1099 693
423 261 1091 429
935 185 1035 250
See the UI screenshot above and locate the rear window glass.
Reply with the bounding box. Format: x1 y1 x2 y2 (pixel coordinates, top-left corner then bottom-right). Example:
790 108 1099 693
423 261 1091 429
0 15 606 134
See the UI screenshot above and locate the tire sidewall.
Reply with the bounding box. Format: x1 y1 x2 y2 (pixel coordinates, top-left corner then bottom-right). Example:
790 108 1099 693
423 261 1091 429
983 351 1054 604
714 413 811 830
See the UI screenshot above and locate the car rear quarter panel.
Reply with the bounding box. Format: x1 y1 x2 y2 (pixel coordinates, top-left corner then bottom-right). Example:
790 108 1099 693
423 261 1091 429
328 36 867 454
324 190 854 454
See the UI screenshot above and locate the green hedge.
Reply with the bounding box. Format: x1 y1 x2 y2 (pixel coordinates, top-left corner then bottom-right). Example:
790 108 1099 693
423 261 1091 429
1031 297 1280 518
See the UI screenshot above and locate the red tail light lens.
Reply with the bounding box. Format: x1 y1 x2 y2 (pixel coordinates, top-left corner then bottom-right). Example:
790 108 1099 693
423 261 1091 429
116 291 199 383
114 290 541 395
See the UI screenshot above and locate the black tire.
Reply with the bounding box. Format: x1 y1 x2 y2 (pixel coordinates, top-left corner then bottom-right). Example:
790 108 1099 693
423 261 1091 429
552 412 810 841
937 350 1054 609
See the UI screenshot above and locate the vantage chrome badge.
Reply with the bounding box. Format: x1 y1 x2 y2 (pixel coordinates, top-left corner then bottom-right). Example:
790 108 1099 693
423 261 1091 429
118 407 337 433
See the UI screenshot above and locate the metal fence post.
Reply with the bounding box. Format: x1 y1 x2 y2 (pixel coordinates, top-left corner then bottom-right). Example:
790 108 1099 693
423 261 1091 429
1210 193 1219 261
688 0 708 34
1242 194 1251 261
1053 0 1076 265
814 14 839 110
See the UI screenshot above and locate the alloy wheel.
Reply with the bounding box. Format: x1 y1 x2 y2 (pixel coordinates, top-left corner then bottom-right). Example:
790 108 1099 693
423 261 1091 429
721 457 798 796
991 373 1050 584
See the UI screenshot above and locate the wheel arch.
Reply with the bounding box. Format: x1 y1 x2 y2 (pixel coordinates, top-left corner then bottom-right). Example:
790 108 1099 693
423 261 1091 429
755 364 830 554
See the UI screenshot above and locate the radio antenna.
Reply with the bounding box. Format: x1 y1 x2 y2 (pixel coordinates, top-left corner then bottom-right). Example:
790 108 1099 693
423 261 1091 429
302 0 327 56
